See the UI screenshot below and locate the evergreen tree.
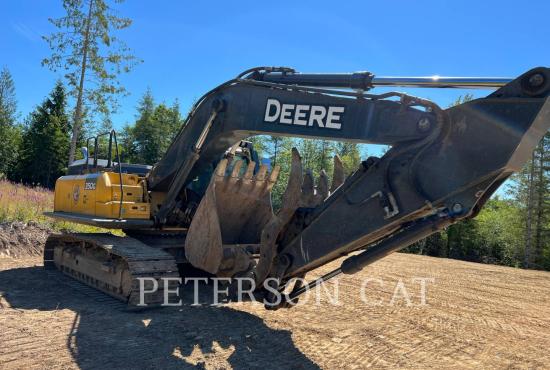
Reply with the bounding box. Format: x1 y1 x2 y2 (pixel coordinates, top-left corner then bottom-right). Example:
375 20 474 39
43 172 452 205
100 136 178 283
119 122 137 163
42 0 141 164
0 67 21 176
267 136 285 166
129 89 155 163
533 133 549 267
317 140 334 175
14 82 70 188
0 67 17 126
123 89 184 164
508 132 550 269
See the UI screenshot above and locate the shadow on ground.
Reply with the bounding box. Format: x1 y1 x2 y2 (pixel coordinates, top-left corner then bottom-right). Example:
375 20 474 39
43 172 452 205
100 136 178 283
0 265 319 369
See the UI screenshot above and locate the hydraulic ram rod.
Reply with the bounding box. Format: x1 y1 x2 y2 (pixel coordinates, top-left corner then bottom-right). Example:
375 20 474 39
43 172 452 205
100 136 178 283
371 76 512 89
259 72 512 90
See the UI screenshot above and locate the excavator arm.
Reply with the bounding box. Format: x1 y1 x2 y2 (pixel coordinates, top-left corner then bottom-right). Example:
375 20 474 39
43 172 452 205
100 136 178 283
143 67 550 306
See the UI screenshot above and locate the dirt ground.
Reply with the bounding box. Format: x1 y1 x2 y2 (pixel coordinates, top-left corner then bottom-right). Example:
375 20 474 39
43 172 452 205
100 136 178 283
0 250 549 369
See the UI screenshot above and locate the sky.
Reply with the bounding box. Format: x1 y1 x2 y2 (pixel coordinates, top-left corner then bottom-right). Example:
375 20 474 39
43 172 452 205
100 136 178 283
3 0 550 128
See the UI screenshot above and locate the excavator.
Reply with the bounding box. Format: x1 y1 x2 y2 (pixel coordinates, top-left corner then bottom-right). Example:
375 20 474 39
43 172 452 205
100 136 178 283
43 66 550 309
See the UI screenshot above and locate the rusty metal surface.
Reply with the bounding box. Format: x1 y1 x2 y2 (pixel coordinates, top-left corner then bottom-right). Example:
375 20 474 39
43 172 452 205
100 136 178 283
185 158 279 275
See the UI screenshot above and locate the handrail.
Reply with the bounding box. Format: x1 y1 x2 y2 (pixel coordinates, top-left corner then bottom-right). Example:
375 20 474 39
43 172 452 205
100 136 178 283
84 130 124 219
111 130 124 220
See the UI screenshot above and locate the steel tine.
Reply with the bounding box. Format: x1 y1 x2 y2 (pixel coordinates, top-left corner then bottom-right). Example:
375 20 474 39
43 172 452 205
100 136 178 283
215 158 229 178
330 155 345 192
301 169 315 207
266 165 280 191
302 170 314 193
279 148 303 220
244 161 256 180
317 170 329 201
269 165 281 184
230 160 243 178
224 160 243 191
252 164 269 196
256 164 268 181
214 159 229 188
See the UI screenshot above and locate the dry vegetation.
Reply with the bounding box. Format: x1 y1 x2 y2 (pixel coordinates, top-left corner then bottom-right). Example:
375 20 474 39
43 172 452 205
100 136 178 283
0 180 53 224
0 179 115 233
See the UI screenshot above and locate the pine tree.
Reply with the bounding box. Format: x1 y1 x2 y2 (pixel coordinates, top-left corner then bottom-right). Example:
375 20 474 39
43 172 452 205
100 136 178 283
267 136 284 166
124 89 184 164
130 89 156 164
14 82 70 188
42 0 141 164
0 67 17 127
0 67 21 176
533 133 550 267
119 122 137 163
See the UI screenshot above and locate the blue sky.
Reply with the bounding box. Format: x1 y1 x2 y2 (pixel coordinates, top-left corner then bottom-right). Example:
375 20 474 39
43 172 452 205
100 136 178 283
2 0 549 131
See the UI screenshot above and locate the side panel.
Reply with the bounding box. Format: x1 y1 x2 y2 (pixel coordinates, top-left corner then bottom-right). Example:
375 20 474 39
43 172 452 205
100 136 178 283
54 175 95 215
53 172 150 219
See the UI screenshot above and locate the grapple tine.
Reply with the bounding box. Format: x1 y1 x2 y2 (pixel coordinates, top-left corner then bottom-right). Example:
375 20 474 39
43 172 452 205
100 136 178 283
244 161 256 180
256 164 268 181
254 148 303 284
266 165 280 191
317 170 329 201
280 148 304 219
223 160 243 191
215 158 229 178
269 165 281 184
249 164 269 197
302 170 314 192
301 169 316 207
230 160 243 178
331 155 345 192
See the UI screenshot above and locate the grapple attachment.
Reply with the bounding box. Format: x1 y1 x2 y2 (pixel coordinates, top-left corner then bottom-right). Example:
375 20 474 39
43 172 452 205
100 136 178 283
185 158 280 275
185 148 345 278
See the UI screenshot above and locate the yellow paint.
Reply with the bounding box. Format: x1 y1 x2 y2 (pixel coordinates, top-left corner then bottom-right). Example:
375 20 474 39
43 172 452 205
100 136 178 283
54 172 150 219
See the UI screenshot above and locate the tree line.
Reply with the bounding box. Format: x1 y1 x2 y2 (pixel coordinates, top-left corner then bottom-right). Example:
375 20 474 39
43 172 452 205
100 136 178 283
0 68 183 188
